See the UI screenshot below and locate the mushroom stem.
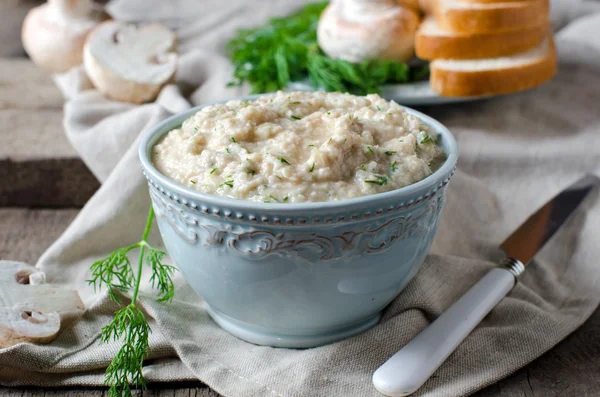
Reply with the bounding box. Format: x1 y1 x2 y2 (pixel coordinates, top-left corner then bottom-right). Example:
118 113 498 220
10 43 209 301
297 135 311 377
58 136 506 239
49 0 93 18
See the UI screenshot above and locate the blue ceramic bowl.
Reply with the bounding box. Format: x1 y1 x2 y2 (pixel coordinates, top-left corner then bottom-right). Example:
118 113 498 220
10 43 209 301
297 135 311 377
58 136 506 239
139 97 457 348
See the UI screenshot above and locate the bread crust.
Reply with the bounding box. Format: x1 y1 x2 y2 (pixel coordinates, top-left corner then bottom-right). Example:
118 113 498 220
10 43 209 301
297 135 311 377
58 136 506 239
434 0 549 33
430 39 557 97
416 21 549 60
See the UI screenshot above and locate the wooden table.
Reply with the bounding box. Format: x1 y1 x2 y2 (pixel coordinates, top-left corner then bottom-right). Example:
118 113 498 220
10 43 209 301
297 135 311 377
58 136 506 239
1 2 599 396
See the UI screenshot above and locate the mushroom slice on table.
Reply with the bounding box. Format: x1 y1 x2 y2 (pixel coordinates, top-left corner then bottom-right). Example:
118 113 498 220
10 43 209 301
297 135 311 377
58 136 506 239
84 21 178 104
21 0 107 73
0 261 84 348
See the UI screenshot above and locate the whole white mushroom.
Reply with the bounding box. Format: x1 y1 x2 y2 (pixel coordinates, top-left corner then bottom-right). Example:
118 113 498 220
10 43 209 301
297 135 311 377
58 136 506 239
21 0 106 73
317 0 420 64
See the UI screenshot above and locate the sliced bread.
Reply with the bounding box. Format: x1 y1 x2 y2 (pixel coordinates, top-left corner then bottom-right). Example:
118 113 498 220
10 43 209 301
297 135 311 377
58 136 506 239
416 17 549 60
430 37 557 97
428 0 549 33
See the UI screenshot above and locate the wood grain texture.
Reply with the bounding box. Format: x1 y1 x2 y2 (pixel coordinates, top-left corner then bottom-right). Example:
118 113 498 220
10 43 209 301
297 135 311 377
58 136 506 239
0 158 99 208
0 58 99 207
0 0 42 57
0 209 598 397
0 208 78 264
0 58 75 160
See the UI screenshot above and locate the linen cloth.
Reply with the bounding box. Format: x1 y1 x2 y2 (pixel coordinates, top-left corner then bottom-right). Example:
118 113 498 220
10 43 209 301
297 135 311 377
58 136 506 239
2 0 600 396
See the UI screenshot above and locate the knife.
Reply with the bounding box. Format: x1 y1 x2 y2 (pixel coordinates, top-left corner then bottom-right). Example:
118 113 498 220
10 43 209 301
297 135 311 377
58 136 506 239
372 174 600 397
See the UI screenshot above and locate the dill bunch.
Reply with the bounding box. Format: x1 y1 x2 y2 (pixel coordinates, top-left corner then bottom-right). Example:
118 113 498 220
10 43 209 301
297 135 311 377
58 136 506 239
226 1 429 95
88 207 177 397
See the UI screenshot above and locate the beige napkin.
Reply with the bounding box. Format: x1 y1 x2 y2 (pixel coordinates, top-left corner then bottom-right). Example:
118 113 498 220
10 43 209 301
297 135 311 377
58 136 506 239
2 0 600 396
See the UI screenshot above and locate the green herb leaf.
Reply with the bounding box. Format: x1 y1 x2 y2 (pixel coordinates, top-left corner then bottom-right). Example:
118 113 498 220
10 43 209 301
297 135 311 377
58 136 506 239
419 135 435 145
310 163 315 172
87 207 176 395
101 304 150 396
384 151 396 156
290 115 301 120
230 137 237 143
365 175 389 186
278 157 291 165
219 180 234 188
283 196 289 202
190 180 196 184
225 2 428 95
210 168 217 174
147 247 176 302
365 146 373 153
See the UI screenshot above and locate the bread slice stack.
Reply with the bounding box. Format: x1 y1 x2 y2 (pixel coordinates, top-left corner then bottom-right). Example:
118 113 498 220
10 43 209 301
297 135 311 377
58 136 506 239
416 0 557 97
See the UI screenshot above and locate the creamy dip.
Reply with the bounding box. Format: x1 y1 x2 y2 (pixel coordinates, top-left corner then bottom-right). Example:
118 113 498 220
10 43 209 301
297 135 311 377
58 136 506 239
152 91 444 203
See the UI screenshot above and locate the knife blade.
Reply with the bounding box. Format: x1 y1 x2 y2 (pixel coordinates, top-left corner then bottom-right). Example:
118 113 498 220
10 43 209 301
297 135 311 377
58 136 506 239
373 175 600 397
501 174 600 266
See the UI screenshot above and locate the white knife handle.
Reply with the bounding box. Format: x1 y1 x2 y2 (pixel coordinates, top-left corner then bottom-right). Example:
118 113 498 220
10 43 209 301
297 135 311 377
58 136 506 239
373 262 523 397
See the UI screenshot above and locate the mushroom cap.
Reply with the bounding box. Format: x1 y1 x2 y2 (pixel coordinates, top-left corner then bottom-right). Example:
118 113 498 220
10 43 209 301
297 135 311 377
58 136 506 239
317 0 420 63
21 2 106 73
83 21 177 104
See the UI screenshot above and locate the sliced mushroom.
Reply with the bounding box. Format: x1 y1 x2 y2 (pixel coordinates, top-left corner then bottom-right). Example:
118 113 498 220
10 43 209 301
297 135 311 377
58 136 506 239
0 309 61 348
83 21 178 104
0 261 84 348
21 0 107 73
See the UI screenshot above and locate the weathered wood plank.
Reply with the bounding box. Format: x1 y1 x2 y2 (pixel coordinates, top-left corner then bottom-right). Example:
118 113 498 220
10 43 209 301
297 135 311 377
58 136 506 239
0 0 43 58
0 58 98 207
0 208 78 264
0 158 99 208
0 58 75 160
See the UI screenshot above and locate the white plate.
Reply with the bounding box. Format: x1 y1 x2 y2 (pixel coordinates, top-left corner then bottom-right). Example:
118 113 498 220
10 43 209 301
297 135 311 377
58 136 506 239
287 80 484 106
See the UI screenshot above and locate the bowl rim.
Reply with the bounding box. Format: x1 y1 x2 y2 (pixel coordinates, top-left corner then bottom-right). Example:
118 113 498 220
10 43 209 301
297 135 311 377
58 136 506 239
139 94 458 213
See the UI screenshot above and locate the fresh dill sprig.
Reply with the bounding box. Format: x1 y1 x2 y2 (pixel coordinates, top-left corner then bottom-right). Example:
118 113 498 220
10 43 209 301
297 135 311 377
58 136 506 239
226 2 429 95
88 207 177 396
419 135 436 145
365 175 389 186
